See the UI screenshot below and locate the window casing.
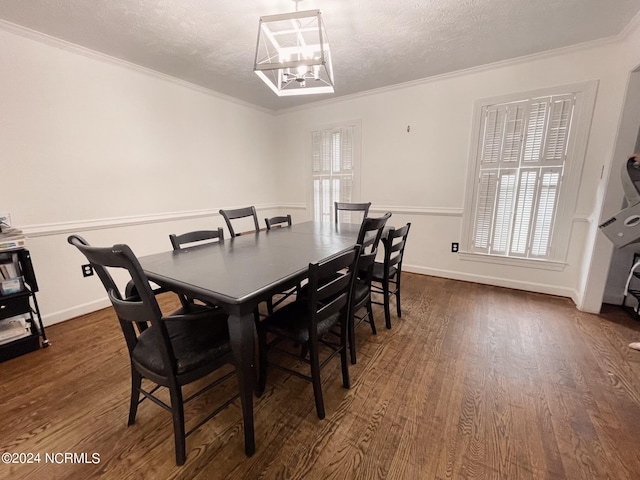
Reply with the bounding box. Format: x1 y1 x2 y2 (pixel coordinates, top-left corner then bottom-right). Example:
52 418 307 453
311 123 360 223
462 82 597 267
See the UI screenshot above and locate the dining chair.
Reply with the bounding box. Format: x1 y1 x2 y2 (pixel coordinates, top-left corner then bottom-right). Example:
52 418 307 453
335 202 372 224
169 228 224 250
169 228 224 309
68 235 238 466
264 215 298 311
219 206 260 237
371 223 412 329
265 215 292 230
257 245 361 419
347 212 392 364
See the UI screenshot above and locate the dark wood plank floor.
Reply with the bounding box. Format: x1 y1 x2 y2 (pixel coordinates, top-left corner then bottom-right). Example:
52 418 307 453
2 273 640 479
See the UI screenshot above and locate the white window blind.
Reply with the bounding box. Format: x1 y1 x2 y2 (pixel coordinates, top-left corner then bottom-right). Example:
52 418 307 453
470 94 576 260
312 125 355 222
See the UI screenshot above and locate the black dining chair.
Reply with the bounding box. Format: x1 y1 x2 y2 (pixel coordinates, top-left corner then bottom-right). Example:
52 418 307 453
347 212 392 364
68 235 238 466
169 228 224 250
257 245 361 419
264 215 298 311
371 223 411 329
265 215 292 230
219 206 260 237
169 229 224 309
334 202 372 224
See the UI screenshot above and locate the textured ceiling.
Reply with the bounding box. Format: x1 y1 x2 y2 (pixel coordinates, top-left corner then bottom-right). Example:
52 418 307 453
1 0 639 111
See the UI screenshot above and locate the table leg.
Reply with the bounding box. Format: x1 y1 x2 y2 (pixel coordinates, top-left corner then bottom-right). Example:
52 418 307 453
227 312 256 456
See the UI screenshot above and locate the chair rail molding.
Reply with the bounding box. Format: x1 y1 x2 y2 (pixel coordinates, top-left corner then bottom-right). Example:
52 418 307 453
369 205 463 217
20 204 305 238
21 203 588 238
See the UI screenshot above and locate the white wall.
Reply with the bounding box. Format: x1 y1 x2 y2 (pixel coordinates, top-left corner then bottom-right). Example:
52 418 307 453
274 36 637 308
4 18 640 325
581 23 640 312
0 26 281 325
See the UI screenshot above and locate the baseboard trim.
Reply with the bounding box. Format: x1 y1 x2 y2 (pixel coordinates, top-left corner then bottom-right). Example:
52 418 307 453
48 263 585 327
42 298 112 327
403 264 577 301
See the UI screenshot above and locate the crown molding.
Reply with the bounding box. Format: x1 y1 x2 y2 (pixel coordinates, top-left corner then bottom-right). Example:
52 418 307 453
0 19 273 115
618 9 640 40
276 35 623 115
3 11 637 118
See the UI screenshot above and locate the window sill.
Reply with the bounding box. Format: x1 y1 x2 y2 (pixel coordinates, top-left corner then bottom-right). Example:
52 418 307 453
458 252 567 271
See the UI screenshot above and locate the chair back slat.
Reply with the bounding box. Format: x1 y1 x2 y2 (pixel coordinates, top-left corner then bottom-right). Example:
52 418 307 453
356 251 377 285
386 239 406 268
383 223 411 273
334 202 371 224
265 215 292 230
169 228 225 308
67 235 173 366
170 229 224 250
316 276 351 319
356 212 392 255
219 206 260 237
307 246 360 325
317 269 351 304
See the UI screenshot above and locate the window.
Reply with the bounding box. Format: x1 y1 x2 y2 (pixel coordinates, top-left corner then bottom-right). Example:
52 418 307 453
311 123 360 222
462 83 596 266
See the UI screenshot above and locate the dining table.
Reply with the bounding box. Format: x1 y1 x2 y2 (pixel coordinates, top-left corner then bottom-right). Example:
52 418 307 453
138 221 364 456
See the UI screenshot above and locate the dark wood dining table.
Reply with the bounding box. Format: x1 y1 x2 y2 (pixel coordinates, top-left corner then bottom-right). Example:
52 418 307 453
138 221 363 456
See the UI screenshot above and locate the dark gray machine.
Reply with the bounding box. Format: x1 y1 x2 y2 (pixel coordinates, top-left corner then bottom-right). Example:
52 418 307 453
600 155 640 247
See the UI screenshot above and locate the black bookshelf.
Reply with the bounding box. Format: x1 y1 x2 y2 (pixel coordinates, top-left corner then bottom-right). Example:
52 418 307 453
0 249 48 362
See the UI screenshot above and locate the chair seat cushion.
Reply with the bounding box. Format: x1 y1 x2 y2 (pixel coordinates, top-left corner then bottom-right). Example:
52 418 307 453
132 305 231 376
264 300 341 344
372 262 397 282
352 279 370 306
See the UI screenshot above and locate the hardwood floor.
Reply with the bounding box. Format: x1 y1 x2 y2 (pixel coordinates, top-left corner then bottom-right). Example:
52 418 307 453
2 273 640 479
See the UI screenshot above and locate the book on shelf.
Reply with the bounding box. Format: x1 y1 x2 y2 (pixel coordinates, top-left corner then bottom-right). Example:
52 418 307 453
0 315 32 345
0 252 24 294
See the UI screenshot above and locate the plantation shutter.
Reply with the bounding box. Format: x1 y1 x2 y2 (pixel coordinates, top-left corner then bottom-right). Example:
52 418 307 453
312 126 355 222
471 94 575 259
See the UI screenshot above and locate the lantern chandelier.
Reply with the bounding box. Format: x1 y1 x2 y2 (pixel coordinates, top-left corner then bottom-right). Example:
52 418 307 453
253 0 334 96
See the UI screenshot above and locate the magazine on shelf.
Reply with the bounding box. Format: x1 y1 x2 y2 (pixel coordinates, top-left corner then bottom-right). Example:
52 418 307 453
0 251 24 294
0 315 31 345
0 260 18 279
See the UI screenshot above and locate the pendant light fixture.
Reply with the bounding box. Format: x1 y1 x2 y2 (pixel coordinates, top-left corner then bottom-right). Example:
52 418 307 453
253 1 334 96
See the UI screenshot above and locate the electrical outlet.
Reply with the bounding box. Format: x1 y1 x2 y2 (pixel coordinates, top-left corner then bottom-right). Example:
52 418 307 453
0 212 11 228
82 264 94 277
451 242 459 253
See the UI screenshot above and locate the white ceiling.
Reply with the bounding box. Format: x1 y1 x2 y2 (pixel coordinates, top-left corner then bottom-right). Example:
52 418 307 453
1 0 639 112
